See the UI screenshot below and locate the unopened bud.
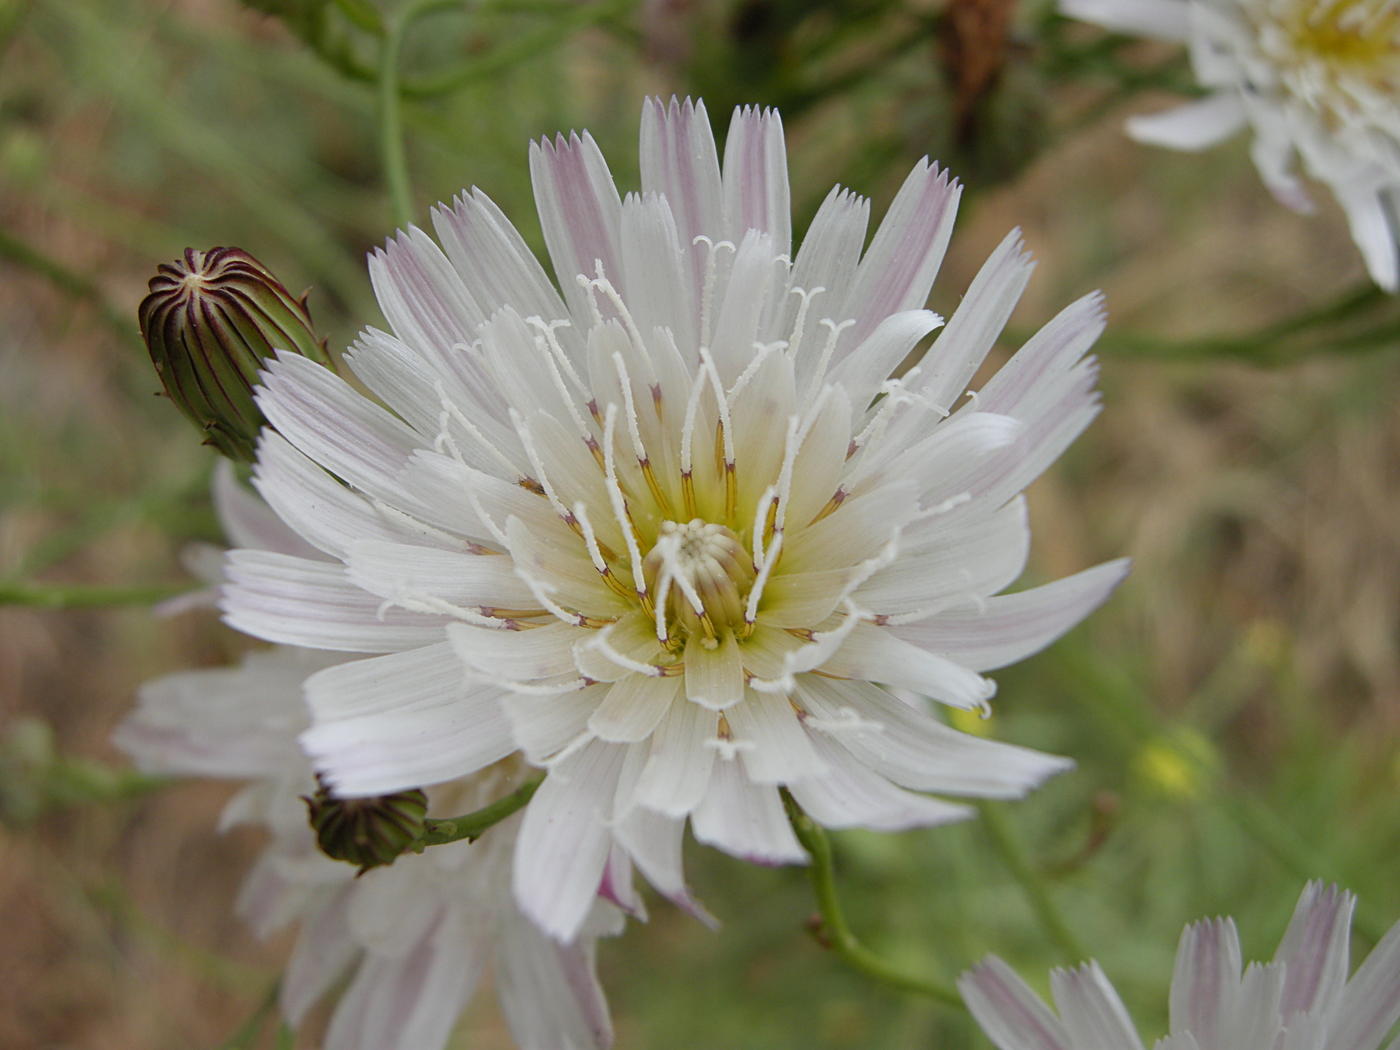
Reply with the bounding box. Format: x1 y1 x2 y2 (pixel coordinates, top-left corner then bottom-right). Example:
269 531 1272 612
138 247 332 461
304 782 428 874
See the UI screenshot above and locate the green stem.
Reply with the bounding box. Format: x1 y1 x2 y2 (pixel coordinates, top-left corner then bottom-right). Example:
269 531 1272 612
418 775 542 847
783 794 964 1008
377 0 464 230
0 581 195 609
976 801 1090 964
216 980 281 1050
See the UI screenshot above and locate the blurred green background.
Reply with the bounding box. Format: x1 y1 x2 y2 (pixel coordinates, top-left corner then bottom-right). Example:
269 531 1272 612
1 0 1396 1047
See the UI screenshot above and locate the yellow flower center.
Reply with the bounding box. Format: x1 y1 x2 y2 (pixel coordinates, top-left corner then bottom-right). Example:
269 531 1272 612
1286 0 1400 69
642 519 756 646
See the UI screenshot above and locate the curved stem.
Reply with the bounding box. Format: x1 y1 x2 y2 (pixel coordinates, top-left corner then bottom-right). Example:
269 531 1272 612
376 0 462 229
784 793 965 1008
976 801 1089 964
418 775 542 847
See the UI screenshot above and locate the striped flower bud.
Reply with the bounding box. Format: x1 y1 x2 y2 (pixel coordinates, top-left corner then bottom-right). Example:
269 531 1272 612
138 247 333 461
304 781 429 874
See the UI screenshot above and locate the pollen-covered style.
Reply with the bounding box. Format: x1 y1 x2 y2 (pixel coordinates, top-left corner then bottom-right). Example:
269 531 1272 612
1062 0 1400 290
221 97 1127 941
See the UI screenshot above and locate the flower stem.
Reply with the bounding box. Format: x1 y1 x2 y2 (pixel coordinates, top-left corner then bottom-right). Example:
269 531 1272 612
0 581 195 609
976 800 1089 963
418 775 543 847
783 793 964 1008
377 0 463 230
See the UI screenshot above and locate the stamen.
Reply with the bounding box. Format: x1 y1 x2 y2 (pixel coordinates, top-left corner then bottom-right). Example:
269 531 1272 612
434 379 523 481
602 404 652 616
744 530 783 630
509 408 579 531
613 350 673 518
572 501 633 602
785 284 824 364
699 347 737 522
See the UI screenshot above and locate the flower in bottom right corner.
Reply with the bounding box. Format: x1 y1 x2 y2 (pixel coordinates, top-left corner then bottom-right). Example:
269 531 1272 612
959 882 1400 1050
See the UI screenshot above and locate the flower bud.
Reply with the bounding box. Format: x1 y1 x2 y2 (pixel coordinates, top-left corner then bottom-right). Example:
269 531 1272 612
303 782 429 874
138 247 332 461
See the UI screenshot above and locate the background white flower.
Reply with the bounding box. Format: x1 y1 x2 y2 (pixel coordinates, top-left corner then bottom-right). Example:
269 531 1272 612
115 645 619 1050
220 96 1127 941
1061 0 1400 290
960 881 1400 1050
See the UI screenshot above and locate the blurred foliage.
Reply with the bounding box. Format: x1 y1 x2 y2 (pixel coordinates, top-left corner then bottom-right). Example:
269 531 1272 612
0 1 1397 1048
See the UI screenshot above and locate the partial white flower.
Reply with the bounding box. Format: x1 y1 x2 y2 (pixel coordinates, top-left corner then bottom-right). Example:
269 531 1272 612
960 881 1400 1050
1062 0 1400 290
116 645 618 1050
221 95 1127 941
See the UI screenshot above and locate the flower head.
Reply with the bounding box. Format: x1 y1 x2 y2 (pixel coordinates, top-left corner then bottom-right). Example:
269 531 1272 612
1061 0 1400 290
960 881 1400 1050
222 97 1126 940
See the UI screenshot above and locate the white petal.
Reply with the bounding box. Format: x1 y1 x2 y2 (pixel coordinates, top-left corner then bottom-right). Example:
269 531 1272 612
1332 181 1400 293
620 191 697 355
368 226 485 362
1223 963 1284 1049
709 228 781 384
612 804 711 921
503 682 609 763
1272 881 1355 1017
346 539 538 612
513 738 626 940
690 755 807 864
820 622 996 711
975 292 1105 419
796 676 1072 797
837 159 961 352
212 459 317 558
530 131 624 317
282 886 358 1024
1332 917 1400 1050
640 96 724 300
1126 94 1247 151
827 308 943 413
783 480 918 573
722 105 790 257
221 550 445 653
789 733 971 831
633 698 717 816
725 688 828 784
301 643 516 795
496 909 614 1050
1060 0 1190 40
684 632 746 710
782 186 870 362
430 187 570 325
589 674 680 743
254 351 420 506
959 955 1073 1050
322 908 483 1050
1050 963 1145 1050
1169 918 1243 1045
448 621 582 681
889 559 1131 671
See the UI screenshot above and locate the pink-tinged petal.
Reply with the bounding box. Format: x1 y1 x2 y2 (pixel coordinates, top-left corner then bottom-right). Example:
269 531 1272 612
796 676 1072 797
322 908 483 1050
301 643 516 796
530 130 624 317
1061 0 1190 40
221 550 445 653
726 689 828 784
836 159 961 352
282 886 358 1024
722 105 791 257
959 956 1074 1050
1223 962 1284 1049
1169 917 1243 1046
975 291 1105 419
633 698 718 816
1049 963 1145 1050
1331 918 1400 1050
910 229 1035 414
789 732 971 831
1126 94 1247 152
496 908 615 1050
1273 881 1355 1018
368 225 486 361
612 804 715 925
254 351 420 506
780 185 870 364
889 559 1131 672
690 756 807 864
448 621 582 681
212 459 317 558
514 739 627 940
640 95 724 299
820 622 997 712
254 433 424 561
430 187 571 326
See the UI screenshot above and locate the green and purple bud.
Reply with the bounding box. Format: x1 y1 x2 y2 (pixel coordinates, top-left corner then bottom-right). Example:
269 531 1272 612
138 247 333 461
303 781 429 874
